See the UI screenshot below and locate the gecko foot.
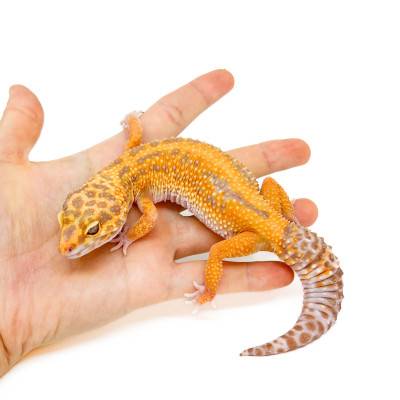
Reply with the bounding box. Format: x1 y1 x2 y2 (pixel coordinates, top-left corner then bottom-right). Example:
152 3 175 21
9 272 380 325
120 110 144 134
184 281 217 311
110 225 133 256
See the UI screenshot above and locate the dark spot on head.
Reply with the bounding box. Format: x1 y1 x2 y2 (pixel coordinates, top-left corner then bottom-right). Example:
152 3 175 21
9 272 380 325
63 186 86 207
72 196 84 209
85 191 96 198
63 225 76 241
110 205 121 214
64 209 81 219
98 192 114 201
83 208 95 218
99 211 112 224
97 201 107 208
92 183 109 191
119 166 130 178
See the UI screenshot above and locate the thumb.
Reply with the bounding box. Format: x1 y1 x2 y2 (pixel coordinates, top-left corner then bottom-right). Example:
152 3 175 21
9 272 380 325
0 85 44 163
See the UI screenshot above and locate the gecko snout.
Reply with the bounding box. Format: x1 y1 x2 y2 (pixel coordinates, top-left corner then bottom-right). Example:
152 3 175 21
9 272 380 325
59 243 76 255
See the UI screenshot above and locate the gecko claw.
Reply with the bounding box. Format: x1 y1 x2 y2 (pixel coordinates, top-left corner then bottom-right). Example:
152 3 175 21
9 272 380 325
184 281 205 307
110 238 133 255
184 281 217 310
184 280 205 302
110 225 133 255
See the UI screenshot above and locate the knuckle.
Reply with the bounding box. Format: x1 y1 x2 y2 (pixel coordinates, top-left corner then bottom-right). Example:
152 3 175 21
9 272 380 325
260 143 274 172
5 105 43 129
157 101 185 130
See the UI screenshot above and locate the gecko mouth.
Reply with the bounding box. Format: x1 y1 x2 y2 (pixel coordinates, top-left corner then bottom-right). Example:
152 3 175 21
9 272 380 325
65 243 98 259
64 227 124 259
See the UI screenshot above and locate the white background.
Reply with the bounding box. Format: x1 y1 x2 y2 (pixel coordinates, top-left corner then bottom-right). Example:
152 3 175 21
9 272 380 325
0 1 399 399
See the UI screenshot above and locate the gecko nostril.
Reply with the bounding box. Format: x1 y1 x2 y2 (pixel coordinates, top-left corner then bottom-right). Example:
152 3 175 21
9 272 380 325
62 244 75 253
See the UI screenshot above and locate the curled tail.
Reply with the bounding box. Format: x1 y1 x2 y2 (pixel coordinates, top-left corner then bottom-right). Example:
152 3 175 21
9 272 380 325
241 223 343 356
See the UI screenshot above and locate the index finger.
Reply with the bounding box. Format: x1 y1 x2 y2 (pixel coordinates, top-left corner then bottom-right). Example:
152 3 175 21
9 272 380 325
86 69 234 171
142 69 234 141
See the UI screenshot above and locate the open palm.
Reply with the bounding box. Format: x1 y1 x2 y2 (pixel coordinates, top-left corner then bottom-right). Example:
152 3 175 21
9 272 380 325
0 70 317 376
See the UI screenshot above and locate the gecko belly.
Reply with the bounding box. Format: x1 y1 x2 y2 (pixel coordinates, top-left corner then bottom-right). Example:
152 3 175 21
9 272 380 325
151 189 236 239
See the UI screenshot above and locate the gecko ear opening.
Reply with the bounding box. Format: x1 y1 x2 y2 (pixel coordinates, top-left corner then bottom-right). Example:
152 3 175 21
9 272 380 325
57 211 64 228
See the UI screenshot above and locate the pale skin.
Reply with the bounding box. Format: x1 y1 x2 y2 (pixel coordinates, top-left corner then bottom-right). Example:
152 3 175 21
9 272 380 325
0 70 318 376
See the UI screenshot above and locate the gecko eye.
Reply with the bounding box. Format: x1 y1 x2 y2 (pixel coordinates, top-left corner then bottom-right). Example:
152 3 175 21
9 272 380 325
86 221 100 235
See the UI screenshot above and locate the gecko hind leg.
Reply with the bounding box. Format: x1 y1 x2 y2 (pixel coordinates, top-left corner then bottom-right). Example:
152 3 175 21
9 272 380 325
260 177 296 222
122 110 144 149
184 232 263 306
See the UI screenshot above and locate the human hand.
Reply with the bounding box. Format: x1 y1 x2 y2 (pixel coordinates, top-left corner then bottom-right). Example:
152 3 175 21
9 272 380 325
0 70 317 376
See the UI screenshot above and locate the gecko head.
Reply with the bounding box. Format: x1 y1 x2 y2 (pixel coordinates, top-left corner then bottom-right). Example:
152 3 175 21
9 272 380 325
58 184 130 259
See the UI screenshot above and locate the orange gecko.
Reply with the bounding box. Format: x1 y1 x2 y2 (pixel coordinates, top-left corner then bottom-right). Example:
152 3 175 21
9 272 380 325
58 112 343 356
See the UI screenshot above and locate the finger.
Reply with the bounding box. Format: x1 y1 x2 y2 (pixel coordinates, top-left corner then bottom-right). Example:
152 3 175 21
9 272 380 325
173 198 318 260
230 138 311 176
0 85 44 163
85 69 234 172
293 198 318 226
142 68 234 141
168 260 294 300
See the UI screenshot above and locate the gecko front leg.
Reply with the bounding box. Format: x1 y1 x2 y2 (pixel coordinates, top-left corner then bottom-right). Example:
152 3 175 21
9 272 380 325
111 192 158 255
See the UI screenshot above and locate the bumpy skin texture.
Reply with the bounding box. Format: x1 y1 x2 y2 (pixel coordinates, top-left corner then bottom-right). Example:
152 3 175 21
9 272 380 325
59 114 343 355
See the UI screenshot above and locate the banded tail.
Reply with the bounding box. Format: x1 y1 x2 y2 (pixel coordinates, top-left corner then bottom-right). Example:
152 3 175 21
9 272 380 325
241 223 343 356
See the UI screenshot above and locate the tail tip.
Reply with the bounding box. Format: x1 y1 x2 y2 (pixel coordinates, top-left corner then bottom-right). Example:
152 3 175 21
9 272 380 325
240 347 269 356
